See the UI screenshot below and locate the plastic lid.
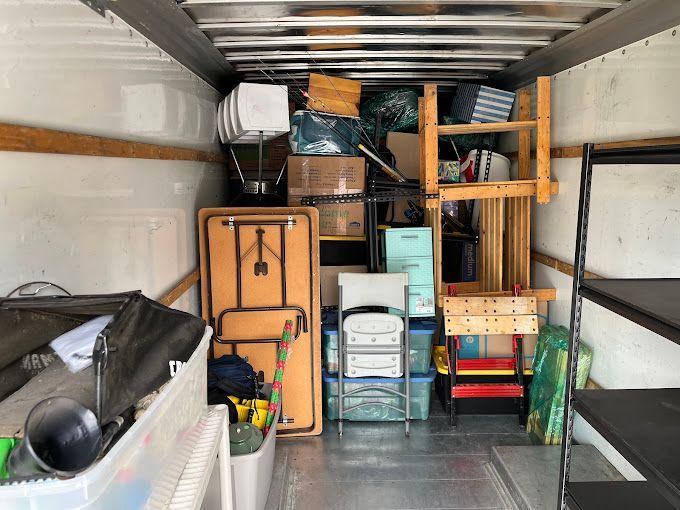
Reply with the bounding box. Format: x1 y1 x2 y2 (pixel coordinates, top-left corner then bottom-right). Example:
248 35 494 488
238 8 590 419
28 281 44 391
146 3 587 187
229 423 258 445
323 318 437 335
322 366 436 384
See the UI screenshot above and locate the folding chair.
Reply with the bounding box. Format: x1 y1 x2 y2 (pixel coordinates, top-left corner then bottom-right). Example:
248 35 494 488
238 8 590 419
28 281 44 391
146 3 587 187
337 272 411 436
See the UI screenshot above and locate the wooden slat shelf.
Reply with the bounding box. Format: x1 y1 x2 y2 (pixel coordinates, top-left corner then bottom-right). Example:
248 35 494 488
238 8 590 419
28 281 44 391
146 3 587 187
439 180 559 201
438 120 537 136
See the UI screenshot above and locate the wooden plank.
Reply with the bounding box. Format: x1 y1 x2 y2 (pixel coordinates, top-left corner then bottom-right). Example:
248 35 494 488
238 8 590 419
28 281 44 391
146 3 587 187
503 196 516 290
505 135 680 160
479 198 503 292
536 76 551 204
517 88 532 180
503 195 530 291
422 85 439 199
531 251 603 280
445 314 539 336
438 120 537 136
439 179 559 201
0 123 226 163
493 197 503 291
438 287 557 306
443 281 481 295
418 97 426 196
159 269 200 306
444 296 537 316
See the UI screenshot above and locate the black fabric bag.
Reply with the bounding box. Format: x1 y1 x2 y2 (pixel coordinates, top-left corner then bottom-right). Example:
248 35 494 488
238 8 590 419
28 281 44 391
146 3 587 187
0 291 205 426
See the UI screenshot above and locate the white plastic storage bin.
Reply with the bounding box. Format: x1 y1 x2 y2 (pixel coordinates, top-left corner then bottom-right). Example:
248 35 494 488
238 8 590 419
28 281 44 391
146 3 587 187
0 327 212 510
230 406 280 510
219 83 290 145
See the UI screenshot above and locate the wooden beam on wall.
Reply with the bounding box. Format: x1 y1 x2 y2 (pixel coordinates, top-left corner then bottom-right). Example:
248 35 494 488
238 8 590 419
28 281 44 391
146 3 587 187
0 123 226 163
506 135 680 161
159 269 200 306
531 251 602 280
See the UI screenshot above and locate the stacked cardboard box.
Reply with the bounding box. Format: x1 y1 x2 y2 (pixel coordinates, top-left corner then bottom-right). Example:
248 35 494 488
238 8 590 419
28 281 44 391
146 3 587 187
288 155 366 236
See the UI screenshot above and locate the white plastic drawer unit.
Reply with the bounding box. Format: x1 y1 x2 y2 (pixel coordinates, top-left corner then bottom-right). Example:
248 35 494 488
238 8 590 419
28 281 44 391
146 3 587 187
343 313 405 378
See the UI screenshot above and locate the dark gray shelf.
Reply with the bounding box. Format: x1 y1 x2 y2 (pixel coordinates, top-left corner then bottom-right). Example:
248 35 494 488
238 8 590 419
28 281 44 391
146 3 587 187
574 389 680 507
580 279 680 344
566 481 674 510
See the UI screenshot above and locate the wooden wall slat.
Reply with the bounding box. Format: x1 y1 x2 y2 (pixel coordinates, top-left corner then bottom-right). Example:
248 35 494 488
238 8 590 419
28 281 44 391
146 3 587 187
505 135 680 161
0 123 226 163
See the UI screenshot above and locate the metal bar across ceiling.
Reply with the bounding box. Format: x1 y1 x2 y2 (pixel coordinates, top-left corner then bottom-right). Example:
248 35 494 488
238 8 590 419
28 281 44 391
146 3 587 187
82 0 651 91
178 0 626 88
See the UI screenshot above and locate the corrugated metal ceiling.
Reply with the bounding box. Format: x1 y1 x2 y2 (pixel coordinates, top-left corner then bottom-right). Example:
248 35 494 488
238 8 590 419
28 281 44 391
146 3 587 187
180 0 627 90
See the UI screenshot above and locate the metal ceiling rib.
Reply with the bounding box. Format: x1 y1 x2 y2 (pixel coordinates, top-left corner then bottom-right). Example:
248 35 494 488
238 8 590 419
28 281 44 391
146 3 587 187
179 0 628 90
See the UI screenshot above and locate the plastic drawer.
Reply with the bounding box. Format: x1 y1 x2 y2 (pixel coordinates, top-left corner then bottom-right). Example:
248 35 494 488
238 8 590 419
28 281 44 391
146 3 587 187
382 227 433 258
323 319 436 374
387 285 435 317
385 257 434 286
322 367 436 421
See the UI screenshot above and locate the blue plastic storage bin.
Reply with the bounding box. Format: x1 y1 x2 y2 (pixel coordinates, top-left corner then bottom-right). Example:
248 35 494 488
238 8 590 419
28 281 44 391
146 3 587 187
322 367 436 421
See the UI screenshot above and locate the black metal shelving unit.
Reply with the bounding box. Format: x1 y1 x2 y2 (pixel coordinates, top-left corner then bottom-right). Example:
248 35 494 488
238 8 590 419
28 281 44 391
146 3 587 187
557 143 680 510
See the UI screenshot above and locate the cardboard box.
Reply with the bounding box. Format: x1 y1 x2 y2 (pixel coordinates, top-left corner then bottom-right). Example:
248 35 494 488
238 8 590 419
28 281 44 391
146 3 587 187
457 300 548 366
386 132 420 180
288 155 366 236
307 73 361 117
320 265 367 307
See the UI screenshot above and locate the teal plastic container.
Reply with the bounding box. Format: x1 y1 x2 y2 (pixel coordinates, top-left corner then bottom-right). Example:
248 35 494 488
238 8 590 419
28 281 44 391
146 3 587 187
385 257 434 286
323 319 436 374
322 367 436 421
382 227 433 258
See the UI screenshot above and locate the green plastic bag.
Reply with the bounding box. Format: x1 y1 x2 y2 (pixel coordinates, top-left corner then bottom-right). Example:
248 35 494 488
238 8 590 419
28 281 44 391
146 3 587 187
360 89 419 140
527 325 592 445
439 116 497 154
0 438 16 479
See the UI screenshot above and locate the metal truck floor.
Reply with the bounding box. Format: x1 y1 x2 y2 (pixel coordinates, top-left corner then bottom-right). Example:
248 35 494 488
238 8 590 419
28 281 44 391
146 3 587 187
265 402 529 510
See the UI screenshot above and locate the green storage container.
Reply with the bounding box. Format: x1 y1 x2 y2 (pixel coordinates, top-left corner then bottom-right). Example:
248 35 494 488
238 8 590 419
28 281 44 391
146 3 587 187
322 367 436 421
385 257 434 286
382 227 433 258
401 285 436 317
323 319 437 374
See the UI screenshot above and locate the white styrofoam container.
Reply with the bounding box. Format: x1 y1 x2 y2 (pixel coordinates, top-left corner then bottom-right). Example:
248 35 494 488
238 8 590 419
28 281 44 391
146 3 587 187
221 83 289 145
230 406 280 510
217 100 227 144
0 327 212 510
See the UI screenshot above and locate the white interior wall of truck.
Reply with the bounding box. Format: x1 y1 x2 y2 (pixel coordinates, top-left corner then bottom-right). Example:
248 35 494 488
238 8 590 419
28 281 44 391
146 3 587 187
0 0 227 313
509 25 680 479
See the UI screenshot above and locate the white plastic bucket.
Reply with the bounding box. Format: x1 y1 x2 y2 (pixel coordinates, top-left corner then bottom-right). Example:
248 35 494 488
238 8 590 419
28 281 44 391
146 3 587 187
460 150 511 232
230 406 280 510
